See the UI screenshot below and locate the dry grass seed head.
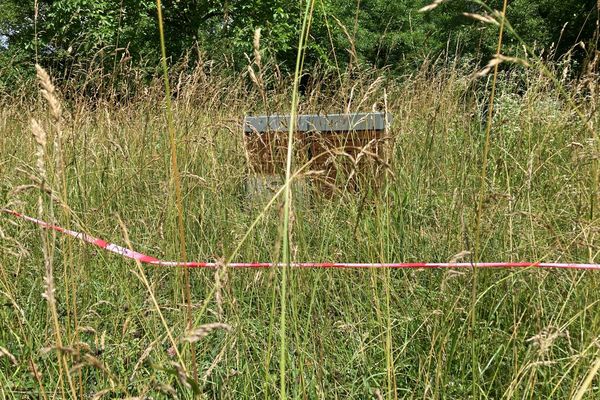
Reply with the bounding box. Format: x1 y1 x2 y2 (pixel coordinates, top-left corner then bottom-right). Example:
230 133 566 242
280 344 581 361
131 339 158 381
156 384 177 396
526 326 570 358
248 65 260 87
41 274 56 306
29 360 43 381
213 259 229 320
373 388 384 400
183 322 232 343
448 250 472 263
253 28 262 68
0 346 17 365
476 55 530 77
418 0 446 13
35 64 61 122
170 361 192 389
90 388 114 400
31 118 47 180
462 12 499 25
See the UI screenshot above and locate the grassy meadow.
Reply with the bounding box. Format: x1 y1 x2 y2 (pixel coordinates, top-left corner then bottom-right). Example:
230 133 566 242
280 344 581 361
1 54 599 399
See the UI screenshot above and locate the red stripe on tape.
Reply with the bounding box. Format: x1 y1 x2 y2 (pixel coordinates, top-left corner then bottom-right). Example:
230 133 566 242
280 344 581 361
2 209 599 271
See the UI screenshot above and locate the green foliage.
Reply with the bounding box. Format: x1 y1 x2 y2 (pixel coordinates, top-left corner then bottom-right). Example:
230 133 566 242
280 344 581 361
0 0 598 87
310 0 433 69
426 0 599 60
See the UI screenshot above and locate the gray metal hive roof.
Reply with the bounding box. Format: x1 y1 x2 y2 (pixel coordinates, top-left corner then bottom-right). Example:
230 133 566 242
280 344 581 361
243 112 392 133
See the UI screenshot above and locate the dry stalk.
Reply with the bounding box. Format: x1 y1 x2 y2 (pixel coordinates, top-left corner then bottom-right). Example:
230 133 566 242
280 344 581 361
355 76 384 112
116 217 186 369
131 339 159 381
36 63 83 395
31 117 78 399
29 360 47 400
331 15 358 68
201 340 229 384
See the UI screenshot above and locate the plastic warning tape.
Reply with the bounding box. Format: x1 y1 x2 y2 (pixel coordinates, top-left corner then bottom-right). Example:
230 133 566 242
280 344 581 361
3 209 599 270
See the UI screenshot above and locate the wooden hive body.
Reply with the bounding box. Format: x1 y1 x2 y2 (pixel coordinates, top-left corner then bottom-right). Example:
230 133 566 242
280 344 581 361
243 112 391 194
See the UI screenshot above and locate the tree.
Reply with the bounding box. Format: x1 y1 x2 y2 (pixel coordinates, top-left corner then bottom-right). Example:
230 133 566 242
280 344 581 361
0 0 598 93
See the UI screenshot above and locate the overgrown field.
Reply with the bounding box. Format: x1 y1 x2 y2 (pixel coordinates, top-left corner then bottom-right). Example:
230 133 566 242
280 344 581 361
1 63 599 399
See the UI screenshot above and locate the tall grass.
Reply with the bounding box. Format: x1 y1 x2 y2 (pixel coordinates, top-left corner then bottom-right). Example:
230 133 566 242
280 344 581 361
279 2 316 399
1 31 599 400
155 0 197 382
472 1 509 396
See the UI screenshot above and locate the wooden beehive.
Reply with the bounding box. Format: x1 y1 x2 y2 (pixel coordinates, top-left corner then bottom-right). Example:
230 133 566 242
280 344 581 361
243 112 391 194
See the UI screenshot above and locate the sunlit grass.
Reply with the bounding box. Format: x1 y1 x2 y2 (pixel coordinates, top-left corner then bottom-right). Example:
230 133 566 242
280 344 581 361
0 55 599 398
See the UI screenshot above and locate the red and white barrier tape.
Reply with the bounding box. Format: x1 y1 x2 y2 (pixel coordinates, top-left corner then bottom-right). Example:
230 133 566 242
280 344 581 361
2 208 599 270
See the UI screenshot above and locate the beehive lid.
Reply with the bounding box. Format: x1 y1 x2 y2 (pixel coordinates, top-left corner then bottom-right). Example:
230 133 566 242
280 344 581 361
244 112 391 133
